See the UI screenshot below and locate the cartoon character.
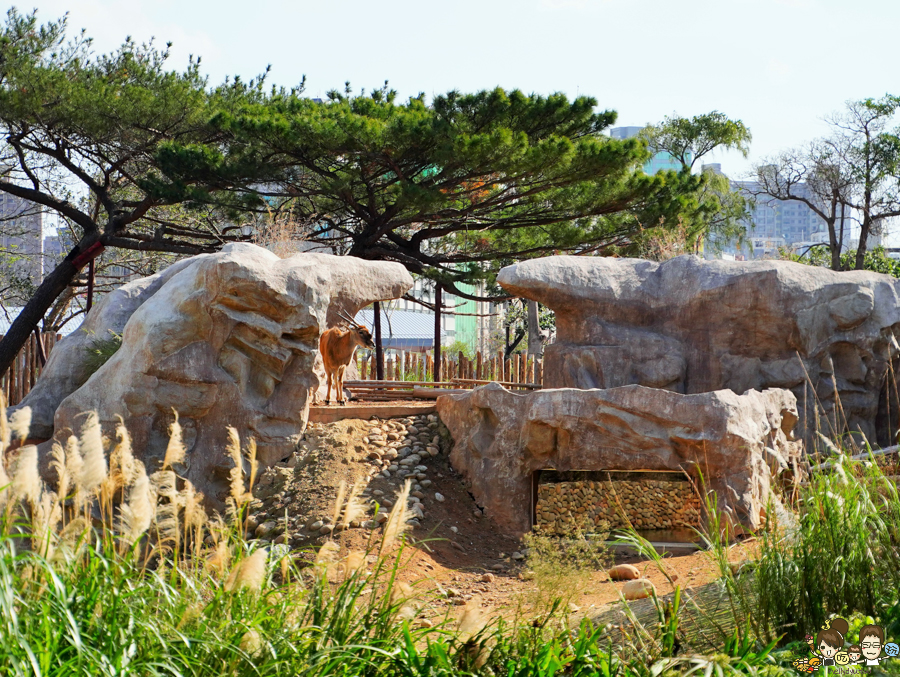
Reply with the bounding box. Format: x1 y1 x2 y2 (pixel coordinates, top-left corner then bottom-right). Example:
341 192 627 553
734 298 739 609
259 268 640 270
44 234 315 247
859 624 885 666
847 645 862 664
816 618 849 667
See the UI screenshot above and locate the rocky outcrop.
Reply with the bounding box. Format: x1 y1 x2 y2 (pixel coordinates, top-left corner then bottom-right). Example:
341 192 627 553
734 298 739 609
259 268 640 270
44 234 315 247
437 383 802 535
497 255 900 448
18 244 412 506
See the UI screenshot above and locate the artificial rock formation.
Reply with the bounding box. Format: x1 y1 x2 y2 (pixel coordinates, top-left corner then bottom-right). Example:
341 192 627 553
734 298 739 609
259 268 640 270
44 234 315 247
498 255 900 448
17 244 412 505
437 383 802 535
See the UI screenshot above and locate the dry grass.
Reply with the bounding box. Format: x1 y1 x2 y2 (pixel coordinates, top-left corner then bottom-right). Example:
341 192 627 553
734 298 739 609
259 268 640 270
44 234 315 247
250 210 309 259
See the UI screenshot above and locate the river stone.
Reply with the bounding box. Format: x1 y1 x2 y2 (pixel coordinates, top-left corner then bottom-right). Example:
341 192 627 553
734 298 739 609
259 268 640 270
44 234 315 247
22 243 412 508
608 564 641 581
497 254 900 448
622 579 656 600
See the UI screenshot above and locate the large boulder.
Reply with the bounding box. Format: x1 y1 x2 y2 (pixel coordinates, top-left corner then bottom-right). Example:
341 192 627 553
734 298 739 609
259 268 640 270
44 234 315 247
18 244 412 505
437 383 802 536
498 255 900 448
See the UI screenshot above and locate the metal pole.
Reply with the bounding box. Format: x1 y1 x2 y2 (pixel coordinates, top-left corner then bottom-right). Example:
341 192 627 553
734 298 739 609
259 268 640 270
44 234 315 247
33 328 45 367
373 301 384 381
86 257 95 313
433 284 442 383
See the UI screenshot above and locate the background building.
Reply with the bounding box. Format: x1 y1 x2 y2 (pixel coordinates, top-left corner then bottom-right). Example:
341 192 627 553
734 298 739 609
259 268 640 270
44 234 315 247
356 279 498 352
0 192 44 283
700 163 843 259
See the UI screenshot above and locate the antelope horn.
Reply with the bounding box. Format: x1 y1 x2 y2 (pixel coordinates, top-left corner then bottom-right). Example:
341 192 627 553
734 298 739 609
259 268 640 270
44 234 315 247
337 308 357 325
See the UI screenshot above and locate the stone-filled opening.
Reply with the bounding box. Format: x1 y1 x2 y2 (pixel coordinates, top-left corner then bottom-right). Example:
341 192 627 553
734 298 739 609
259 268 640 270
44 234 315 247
532 470 702 537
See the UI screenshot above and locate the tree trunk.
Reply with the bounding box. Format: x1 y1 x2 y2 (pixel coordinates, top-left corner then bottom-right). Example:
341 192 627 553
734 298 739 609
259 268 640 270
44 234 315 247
526 300 541 356
433 284 442 383
0 238 99 376
373 301 384 381
827 195 841 271
856 216 870 270
838 203 847 270
856 184 873 270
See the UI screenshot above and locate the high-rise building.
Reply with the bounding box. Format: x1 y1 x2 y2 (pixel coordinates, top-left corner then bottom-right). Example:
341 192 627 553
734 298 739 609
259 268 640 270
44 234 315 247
609 126 686 174
0 192 44 283
728 175 833 258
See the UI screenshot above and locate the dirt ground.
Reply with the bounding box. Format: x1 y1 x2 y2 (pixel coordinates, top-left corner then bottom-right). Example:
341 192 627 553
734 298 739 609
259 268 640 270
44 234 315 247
247 411 756 623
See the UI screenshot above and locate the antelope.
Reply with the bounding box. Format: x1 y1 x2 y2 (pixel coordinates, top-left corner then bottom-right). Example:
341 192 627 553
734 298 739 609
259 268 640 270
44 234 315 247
319 309 375 405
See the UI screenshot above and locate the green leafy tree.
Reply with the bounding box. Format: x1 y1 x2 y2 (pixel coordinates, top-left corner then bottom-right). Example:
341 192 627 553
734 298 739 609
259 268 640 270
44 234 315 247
785 244 900 278
641 111 753 250
831 96 900 269
0 10 276 374
756 95 900 271
222 85 702 301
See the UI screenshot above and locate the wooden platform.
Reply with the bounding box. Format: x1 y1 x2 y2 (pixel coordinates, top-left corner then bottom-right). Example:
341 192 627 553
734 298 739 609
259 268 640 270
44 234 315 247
308 400 437 424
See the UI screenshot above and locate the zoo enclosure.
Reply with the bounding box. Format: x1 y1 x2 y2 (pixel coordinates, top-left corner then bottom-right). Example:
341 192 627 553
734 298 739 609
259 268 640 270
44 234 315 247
0 332 60 406
351 349 543 400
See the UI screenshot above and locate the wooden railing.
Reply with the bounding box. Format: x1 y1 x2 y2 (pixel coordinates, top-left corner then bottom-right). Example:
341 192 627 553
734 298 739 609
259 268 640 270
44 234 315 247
1 332 60 406
352 350 542 401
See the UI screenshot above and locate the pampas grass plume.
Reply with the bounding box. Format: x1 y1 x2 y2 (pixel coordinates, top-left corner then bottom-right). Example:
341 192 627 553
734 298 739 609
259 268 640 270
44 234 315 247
119 464 154 547
79 412 107 495
341 481 366 531
340 549 366 580
8 406 31 443
32 490 62 558
183 481 206 531
380 479 413 556
315 540 340 566
12 445 41 505
226 426 246 507
50 442 69 500
239 629 263 657
0 390 10 450
55 517 89 563
225 548 268 592
331 480 347 528
206 539 232 576
162 410 185 470
111 417 136 487
247 437 258 491
457 600 487 641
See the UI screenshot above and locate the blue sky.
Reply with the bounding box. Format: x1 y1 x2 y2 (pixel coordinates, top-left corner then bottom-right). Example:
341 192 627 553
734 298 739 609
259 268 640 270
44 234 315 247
33 0 900 179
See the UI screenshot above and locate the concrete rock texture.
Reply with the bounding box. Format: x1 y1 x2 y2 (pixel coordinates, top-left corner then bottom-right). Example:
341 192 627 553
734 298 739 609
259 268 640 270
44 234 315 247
497 255 900 447
437 383 802 535
18 244 412 505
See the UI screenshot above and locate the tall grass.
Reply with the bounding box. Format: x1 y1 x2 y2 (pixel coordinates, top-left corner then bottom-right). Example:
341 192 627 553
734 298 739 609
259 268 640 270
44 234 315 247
0 389 859 674
0 395 785 677
691 449 900 645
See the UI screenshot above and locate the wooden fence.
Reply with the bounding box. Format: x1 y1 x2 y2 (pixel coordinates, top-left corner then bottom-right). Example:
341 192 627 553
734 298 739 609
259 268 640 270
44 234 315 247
2 332 60 406
351 350 542 401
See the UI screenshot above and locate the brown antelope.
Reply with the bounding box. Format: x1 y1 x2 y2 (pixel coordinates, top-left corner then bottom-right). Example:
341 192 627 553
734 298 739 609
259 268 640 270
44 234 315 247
319 309 375 405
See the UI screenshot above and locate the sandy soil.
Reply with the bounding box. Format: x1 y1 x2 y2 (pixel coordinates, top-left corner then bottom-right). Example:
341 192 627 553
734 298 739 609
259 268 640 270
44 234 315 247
249 412 756 623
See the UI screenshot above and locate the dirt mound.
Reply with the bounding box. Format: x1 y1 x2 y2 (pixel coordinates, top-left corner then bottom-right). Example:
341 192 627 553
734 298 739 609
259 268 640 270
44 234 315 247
245 412 752 620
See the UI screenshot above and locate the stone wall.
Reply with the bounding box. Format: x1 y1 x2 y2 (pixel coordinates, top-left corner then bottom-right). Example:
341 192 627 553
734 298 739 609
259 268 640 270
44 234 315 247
536 476 702 535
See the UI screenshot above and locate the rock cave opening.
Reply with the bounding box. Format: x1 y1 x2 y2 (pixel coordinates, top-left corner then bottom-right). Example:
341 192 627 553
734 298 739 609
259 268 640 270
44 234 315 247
531 469 703 544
